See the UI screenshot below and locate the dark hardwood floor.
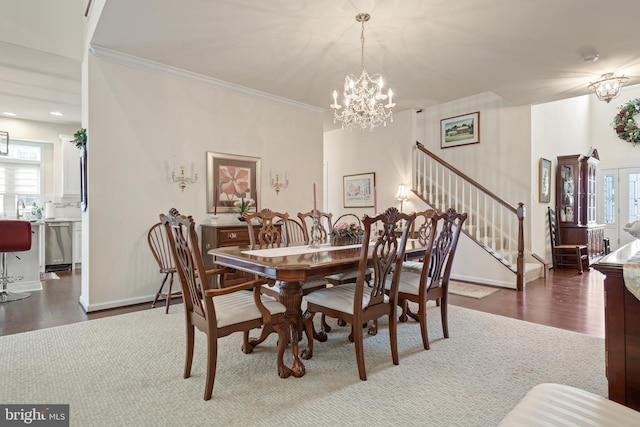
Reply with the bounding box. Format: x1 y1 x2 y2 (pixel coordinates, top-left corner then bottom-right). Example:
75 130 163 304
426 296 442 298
0 267 605 338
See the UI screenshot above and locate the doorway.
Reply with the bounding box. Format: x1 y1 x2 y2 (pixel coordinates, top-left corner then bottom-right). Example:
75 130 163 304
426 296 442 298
601 167 640 251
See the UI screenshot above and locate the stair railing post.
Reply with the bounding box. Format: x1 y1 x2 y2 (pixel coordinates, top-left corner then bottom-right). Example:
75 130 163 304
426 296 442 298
516 203 525 291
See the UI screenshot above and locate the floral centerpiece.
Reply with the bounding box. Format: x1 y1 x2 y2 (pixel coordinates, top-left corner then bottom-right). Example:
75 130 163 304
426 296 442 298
330 221 364 246
234 197 255 221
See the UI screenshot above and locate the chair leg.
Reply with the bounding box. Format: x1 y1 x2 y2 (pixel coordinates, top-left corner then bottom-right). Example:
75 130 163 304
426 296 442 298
353 318 367 380
165 272 174 314
389 313 399 366
441 294 449 339
247 324 275 349
417 300 430 350
184 324 195 379
575 247 583 274
320 314 332 332
203 335 218 401
151 272 170 308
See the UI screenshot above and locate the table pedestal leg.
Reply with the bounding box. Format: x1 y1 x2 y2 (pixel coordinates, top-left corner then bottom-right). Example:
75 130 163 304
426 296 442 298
278 280 305 378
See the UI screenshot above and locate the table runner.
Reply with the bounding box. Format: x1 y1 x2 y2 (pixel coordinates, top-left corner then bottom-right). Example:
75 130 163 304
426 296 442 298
241 238 420 258
241 242 363 257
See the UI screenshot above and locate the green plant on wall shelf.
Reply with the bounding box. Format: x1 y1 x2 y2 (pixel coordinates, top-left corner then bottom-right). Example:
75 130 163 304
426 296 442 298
71 128 87 149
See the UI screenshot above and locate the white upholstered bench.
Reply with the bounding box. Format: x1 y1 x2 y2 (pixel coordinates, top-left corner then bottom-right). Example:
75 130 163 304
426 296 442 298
498 383 640 426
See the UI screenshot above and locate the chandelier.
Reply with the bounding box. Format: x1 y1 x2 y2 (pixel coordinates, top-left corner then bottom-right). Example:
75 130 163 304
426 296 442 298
588 73 630 103
331 13 395 131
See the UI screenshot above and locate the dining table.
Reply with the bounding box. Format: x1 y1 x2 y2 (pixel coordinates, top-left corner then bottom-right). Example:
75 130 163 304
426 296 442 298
209 239 428 378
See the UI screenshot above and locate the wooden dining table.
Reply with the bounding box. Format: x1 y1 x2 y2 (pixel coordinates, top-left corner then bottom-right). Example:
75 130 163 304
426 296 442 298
209 240 427 378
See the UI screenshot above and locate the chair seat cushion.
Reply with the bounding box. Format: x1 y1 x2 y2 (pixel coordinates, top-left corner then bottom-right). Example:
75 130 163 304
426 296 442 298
304 283 388 315
385 272 433 296
262 277 327 294
213 291 286 328
325 268 373 286
401 261 424 275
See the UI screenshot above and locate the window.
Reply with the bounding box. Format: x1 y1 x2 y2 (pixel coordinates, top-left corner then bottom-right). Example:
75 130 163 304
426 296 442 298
603 173 615 224
0 141 42 217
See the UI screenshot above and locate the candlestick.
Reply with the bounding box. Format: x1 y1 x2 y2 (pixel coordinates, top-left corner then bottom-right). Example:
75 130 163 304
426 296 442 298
309 215 321 248
313 182 317 214
214 185 218 215
373 186 377 214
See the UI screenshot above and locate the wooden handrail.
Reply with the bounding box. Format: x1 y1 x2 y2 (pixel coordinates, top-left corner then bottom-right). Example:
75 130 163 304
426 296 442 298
415 141 526 290
416 142 518 214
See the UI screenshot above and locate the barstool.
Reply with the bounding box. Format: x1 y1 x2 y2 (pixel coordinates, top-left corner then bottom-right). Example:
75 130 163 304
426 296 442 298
0 220 33 303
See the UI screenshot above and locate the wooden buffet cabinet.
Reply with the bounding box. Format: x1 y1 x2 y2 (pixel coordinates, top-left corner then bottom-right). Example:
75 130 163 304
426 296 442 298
200 223 259 285
593 240 640 411
556 150 605 263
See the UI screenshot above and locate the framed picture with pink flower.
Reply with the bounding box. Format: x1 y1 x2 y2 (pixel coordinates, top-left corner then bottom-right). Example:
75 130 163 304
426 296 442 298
206 152 261 214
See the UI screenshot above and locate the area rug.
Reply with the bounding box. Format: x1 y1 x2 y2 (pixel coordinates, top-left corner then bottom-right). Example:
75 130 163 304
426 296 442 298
449 280 501 299
0 303 606 427
39 272 59 281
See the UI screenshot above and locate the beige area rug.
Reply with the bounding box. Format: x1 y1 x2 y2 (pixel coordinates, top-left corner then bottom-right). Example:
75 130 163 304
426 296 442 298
0 303 606 427
449 280 501 299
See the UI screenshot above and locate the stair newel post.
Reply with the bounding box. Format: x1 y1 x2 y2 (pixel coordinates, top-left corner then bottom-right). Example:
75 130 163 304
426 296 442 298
516 203 525 291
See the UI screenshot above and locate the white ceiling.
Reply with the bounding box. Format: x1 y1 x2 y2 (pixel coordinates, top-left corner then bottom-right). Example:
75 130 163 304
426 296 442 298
3 0 640 129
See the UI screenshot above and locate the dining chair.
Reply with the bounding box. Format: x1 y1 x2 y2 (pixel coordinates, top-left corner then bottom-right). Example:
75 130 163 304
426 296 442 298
147 222 180 313
301 207 416 381
297 210 333 242
280 217 307 244
390 207 467 350
547 207 589 274
245 208 288 247
160 208 290 400
400 209 439 275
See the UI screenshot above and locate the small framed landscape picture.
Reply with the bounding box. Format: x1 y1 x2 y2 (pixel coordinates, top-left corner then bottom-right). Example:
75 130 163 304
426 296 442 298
441 112 480 149
343 172 375 208
539 158 551 203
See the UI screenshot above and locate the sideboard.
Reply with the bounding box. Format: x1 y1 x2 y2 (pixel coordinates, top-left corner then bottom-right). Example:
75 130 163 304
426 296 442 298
593 239 640 410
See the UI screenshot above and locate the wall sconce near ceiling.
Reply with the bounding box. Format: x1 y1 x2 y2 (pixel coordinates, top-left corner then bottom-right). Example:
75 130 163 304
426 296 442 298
395 184 409 212
0 131 8 155
172 165 197 192
588 73 630 103
270 170 288 195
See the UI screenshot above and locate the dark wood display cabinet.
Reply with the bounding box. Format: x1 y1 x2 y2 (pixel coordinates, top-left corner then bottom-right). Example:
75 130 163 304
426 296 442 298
200 223 259 286
556 149 605 263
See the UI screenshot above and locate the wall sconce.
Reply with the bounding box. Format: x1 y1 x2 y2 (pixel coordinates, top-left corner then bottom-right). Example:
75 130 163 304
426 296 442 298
270 170 288 195
172 166 197 192
395 184 409 213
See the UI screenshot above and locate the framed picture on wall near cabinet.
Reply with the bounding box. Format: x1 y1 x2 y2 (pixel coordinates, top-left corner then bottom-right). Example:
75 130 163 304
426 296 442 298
343 172 375 208
539 158 551 203
206 152 261 214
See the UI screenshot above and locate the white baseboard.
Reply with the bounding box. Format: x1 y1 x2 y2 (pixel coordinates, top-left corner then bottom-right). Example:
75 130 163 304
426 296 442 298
450 274 516 290
7 280 43 292
81 294 158 313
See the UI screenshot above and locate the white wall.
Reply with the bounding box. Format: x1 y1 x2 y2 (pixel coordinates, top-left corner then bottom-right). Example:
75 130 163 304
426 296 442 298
82 53 324 311
323 110 416 219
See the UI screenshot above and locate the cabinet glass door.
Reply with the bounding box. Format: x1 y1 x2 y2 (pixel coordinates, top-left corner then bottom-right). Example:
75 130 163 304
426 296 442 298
560 164 575 222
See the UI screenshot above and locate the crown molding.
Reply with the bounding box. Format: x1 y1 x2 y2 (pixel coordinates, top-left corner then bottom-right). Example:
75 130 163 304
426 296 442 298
89 45 324 113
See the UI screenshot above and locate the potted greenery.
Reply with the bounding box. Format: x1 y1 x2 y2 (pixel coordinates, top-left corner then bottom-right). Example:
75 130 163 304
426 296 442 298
31 203 43 219
71 128 87 149
233 197 255 221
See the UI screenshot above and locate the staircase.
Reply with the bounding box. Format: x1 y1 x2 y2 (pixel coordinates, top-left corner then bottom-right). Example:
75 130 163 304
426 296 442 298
413 142 545 290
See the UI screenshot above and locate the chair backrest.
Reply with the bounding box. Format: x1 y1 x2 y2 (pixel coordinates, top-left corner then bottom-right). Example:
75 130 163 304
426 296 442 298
547 206 562 247
334 213 362 229
298 210 333 241
160 208 215 323
279 218 307 244
147 222 175 274
0 220 32 252
358 207 416 310
420 208 467 292
245 209 288 247
412 209 439 246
